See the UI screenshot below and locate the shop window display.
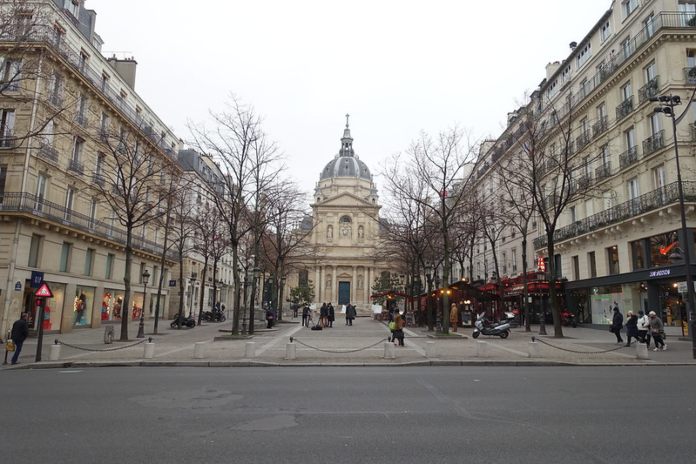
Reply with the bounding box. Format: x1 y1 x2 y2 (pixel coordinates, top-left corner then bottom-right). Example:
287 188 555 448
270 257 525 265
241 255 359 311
131 292 144 320
24 281 65 332
650 231 680 267
73 286 95 327
102 290 124 321
589 285 623 325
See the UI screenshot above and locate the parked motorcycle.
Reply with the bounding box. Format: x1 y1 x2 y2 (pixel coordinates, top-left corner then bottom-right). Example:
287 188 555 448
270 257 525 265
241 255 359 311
170 314 196 328
202 309 226 323
561 309 578 327
472 312 511 339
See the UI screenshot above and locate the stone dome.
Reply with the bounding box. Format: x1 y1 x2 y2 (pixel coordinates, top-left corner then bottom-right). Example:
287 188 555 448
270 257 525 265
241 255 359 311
319 114 372 181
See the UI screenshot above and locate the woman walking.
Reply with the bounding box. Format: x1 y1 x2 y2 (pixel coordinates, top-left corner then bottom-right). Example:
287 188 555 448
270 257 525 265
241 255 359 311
648 311 666 351
610 305 624 344
624 311 639 347
450 303 459 332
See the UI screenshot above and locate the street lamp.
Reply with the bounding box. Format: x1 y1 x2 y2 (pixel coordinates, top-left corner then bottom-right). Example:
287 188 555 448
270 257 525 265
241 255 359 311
425 263 434 331
652 93 696 358
249 267 260 334
136 269 150 339
241 268 249 334
188 272 197 318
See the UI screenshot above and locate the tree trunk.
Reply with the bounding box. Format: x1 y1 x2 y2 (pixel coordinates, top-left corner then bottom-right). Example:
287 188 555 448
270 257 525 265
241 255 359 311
521 234 530 332
120 224 133 341
231 245 241 335
153 207 171 335
177 247 185 328
197 255 209 326
546 230 563 337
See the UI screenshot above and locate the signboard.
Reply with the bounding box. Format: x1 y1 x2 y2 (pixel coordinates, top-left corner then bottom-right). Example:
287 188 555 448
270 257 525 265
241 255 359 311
30 271 44 288
648 269 671 278
537 256 546 272
35 282 53 298
168 279 177 287
14 281 22 291
677 282 687 293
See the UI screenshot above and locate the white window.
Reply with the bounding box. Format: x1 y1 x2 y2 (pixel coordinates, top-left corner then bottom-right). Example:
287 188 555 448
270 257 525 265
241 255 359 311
64 187 74 220
71 136 84 162
653 165 666 189
1 59 21 91
622 0 639 18
625 126 636 149
627 177 640 199
89 198 97 227
585 199 594 217
600 20 612 43
47 72 63 105
64 0 80 18
576 43 592 68
644 13 655 37
0 109 15 146
645 61 657 83
621 37 633 59
621 81 632 101
35 174 47 211
679 1 696 26
650 112 662 135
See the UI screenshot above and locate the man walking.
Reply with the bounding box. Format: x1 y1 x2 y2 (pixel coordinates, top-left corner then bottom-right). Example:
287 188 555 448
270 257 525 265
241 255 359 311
301 305 310 327
10 313 29 365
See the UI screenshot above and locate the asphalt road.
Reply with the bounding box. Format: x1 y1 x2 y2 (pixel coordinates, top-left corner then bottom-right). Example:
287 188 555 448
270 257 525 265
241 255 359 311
2 366 694 464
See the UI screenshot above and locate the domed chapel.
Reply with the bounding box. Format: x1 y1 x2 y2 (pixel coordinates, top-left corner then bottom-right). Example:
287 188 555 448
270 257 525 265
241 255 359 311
289 115 388 314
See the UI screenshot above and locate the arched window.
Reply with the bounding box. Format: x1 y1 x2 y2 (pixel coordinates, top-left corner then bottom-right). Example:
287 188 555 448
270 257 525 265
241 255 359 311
340 215 352 224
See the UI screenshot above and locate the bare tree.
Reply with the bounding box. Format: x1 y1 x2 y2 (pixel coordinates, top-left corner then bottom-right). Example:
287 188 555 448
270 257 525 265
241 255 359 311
95 125 178 340
190 97 280 335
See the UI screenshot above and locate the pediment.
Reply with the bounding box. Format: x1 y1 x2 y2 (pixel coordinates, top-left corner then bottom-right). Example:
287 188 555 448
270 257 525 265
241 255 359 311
315 191 377 209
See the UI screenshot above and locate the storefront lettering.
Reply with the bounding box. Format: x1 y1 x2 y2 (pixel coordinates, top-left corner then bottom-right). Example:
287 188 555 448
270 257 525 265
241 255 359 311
648 269 671 278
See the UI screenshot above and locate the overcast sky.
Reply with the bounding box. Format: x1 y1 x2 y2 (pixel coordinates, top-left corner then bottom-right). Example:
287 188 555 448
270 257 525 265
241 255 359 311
87 0 611 193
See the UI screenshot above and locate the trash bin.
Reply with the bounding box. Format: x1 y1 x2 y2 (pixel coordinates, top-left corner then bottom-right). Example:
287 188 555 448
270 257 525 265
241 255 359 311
103 325 114 344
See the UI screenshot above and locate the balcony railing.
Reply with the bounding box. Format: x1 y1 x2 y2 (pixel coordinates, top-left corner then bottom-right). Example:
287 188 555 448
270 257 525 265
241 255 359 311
691 124 696 141
638 77 659 103
595 162 612 181
642 130 665 156
616 97 634 120
0 192 176 260
67 159 84 174
576 130 591 150
0 134 16 148
685 67 696 85
534 181 696 249
92 173 105 187
619 146 639 168
38 142 59 163
74 113 88 127
592 116 608 138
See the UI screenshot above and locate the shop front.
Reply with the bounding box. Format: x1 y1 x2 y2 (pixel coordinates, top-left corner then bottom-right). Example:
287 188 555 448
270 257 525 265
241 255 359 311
72 286 95 328
101 289 125 322
23 280 66 334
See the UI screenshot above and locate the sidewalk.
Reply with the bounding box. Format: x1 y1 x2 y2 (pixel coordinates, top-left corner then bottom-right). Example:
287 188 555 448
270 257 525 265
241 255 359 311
3 316 695 369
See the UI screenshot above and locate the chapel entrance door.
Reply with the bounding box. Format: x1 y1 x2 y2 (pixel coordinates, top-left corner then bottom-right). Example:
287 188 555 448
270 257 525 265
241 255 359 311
338 282 351 305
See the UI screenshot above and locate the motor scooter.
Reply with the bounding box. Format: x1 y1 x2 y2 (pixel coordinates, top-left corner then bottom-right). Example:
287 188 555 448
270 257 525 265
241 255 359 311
472 312 511 339
170 314 196 328
202 308 226 322
561 309 577 327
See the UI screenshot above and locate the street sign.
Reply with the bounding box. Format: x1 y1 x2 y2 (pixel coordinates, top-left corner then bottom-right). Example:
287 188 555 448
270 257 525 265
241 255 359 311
35 282 53 298
30 271 44 288
169 279 177 287
14 281 22 291
677 282 687 293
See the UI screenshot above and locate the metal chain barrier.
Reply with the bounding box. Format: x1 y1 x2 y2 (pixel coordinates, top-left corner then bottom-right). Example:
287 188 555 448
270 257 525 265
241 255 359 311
55 338 149 352
290 337 388 354
532 336 628 354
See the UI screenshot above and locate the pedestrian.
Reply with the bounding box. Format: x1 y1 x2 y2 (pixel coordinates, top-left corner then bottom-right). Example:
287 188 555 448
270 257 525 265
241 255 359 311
10 312 29 365
648 311 666 351
292 303 299 318
610 305 624 344
320 303 328 328
450 303 458 332
328 303 335 328
392 313 405 346
624 311 639 347
265 307 275 329
637 310 651 347
346 303 356 326
301 305 310 327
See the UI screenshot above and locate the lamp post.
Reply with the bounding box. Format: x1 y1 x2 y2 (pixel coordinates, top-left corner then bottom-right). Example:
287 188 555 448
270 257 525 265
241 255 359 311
188 272 196 318
249 268 260 334
652 93 696 358
425 264 434 331
241 269 249 334
136 269 150 339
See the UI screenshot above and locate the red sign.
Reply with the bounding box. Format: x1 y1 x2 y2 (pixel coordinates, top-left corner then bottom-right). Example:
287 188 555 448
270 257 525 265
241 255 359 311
35 282 53 298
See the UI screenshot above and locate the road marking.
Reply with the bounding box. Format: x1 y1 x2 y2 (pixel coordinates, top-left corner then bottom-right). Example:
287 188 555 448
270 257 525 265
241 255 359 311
59 370 83 374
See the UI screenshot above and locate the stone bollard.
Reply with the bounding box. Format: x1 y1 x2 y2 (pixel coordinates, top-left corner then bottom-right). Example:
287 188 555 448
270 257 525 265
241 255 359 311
475 341 487 358
285 342 296 360
636 343 650 360
425 341 436 358
383 342 395 359
49 343 61 361
143 341 155 359
244 341 256 358
528 341 541 358
193 342 206 359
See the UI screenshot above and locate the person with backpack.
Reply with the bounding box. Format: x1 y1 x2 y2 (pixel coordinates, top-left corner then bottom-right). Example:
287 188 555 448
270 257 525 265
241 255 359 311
392 313 405 346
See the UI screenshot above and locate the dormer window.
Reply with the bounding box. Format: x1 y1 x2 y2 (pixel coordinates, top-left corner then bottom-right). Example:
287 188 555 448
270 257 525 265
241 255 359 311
64 0 80 18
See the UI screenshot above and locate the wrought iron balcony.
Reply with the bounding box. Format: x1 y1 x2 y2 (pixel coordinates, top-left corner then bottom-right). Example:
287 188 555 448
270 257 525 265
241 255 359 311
575 131 591 150
48 93 63 108
592 116 608 138
619 146 639 168
638 77 659 103
0 192 176 260
74 113 88 127
616 97 634 120
0 134 16 148
92 173 105 187
595 162 612 181
685 67 696 85
642 130 665 156
576 174 592 190
68 159 84 174
38 142 59 163
534 181 696 249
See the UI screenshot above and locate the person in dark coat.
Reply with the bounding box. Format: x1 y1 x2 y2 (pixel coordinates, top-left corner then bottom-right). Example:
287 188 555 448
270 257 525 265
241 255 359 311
265 307 275 329
10 313 29 365
610 305 624 344
328 303 335 328
346 304 357 326
624 311 639 347
301 305 311 327
320 303 328 328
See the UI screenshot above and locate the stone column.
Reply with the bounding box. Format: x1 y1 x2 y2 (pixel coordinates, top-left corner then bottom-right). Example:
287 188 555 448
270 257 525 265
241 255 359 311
352 266 357 304
315 266 321 303
331 265 337 303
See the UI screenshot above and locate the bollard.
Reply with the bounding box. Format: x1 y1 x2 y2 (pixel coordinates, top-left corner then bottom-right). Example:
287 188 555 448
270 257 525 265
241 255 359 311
193 342 206 359
103 325 114 344
285 342 296 360
143 342 155 359
49 343 61 361
383 342 395 359
244 341 256 358
425 341 436 357
636 342 649 360
475 340 487 358
528 341 541 358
